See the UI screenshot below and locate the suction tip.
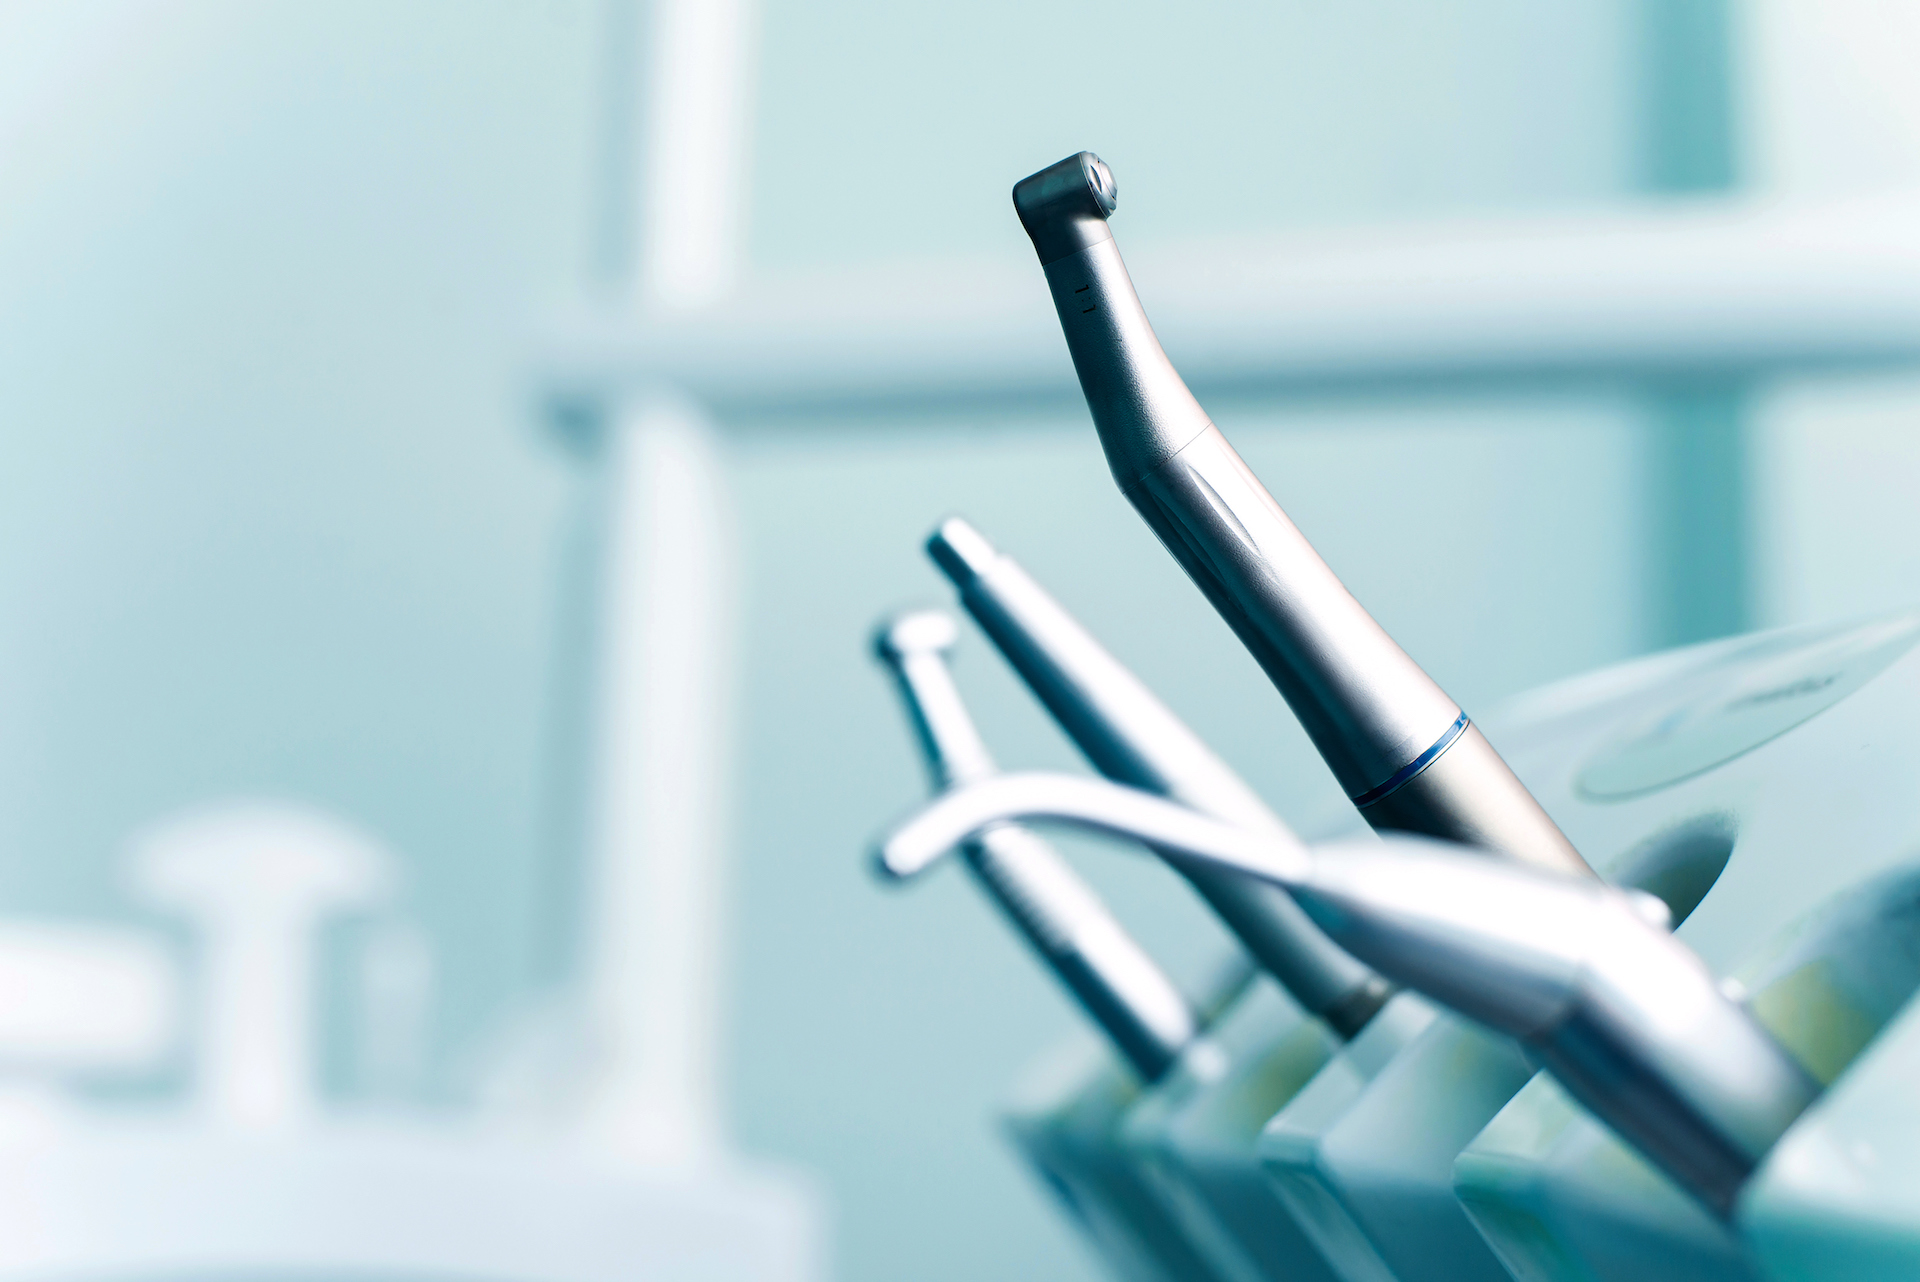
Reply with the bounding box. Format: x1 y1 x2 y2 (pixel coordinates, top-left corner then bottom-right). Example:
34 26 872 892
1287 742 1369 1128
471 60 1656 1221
926 516 1000 588
873 609 959 663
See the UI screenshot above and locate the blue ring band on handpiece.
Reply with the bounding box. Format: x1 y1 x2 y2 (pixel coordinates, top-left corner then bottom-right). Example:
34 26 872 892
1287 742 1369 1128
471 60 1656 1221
1349 712 1471 808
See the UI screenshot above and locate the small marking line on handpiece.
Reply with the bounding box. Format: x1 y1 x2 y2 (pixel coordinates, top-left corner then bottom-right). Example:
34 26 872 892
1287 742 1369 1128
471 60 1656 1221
1073 285 1090 293
1082 306 1098 313
1350 712 1471 808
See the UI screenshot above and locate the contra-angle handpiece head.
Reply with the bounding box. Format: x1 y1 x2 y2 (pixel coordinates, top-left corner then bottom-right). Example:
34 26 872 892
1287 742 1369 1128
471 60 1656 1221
1012 151 1119 264
928 515 1392 1039
876 772 1820 1218
871 610 1203 1081
1010 152 1589 879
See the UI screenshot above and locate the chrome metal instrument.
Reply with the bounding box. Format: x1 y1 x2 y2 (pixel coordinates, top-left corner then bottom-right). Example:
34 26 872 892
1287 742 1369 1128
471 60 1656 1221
928 516 1391 1039
1011 152 1590 878
873 610 1203 1080
876 771 1820 1217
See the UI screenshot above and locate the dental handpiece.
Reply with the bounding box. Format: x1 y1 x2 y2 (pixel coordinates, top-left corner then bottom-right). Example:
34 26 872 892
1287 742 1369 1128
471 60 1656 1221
929 516 1392 1039
873 611 1203 1081
1011 152 1589 878
876 773 1821 1218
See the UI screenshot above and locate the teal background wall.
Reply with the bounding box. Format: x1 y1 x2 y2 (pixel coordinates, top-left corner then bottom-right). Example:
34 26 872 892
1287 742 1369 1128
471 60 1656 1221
0 0 598 1076
6 3 1915 1281
748 0 1640 269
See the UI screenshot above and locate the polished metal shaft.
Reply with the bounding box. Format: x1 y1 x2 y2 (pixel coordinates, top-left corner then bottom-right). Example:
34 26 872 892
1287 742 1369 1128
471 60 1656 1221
1011 152 1588 877
873 611 1202 1080
876 771 1819 1217
929 516 1390 1038
871 775 1812 1220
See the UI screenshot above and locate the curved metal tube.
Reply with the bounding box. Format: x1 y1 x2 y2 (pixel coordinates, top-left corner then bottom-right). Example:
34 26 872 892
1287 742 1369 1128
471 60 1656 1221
875 772 1820 1216
929 516 1391 1037
1011 152 1588 878
872 612 1202 1080
877 771 1314 886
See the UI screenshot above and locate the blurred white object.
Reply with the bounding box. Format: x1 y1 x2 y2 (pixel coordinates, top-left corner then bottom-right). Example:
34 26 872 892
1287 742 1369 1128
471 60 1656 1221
577 392 737 1164
544 189 1920 408
0 1121 817 1282
129 802 393 1131
550 0 753 1169
635 0 754 310
0 925 173 1073
0 793 821 1282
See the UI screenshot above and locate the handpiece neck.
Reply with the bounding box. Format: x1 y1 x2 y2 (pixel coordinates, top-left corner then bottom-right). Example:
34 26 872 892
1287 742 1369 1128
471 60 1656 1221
1042 240 1211 491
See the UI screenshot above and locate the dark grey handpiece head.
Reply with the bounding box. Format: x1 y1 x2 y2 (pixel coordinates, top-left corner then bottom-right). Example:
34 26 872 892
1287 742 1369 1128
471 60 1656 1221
1013 152 1119 265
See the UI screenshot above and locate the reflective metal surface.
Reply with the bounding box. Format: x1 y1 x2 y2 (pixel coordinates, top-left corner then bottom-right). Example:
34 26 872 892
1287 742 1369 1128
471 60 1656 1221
876 771 1821 1216
872 611 1201 1081
1011 151 1588 878
928 516 1390 1038
1011 152 1118 267
1358 722 1594 868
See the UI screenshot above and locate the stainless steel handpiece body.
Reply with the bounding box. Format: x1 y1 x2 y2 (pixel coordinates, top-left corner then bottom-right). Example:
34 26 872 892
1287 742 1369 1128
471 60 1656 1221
1011 152 1587 877
873 611 1201 1080
876 771 1821 1218
930 516 1391 1039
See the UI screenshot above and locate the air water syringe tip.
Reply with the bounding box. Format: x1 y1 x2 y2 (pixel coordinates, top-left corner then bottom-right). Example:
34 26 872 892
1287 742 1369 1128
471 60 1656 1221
869 827 943 882
926 515 1000 587
868 841 908 882
872 609 958 663
1085 154 1118 213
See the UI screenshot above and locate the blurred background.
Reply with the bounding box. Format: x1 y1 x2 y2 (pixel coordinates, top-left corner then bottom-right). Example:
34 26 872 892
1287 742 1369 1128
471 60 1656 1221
4 1 1920 1280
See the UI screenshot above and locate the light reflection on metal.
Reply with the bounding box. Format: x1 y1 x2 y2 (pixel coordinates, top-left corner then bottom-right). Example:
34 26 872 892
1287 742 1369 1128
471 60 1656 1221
876 771 1820 1216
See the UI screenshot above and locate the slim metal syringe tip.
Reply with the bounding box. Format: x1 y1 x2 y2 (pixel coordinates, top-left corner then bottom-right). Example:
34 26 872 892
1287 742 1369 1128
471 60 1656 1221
872 609 958 663
926 516 1000 588
870 842 915 883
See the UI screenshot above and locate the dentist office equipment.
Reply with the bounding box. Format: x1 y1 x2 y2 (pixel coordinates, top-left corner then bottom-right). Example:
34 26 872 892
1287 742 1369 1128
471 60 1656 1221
879 152 1920 1282
874 772 1820 1218
1007 150 1612 1282
1439 611 1920 1281
928 517 1388 1040
1010 151 1588 877
881 602 1920 1281
871 609 1233 1282
929 515 1408 1281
